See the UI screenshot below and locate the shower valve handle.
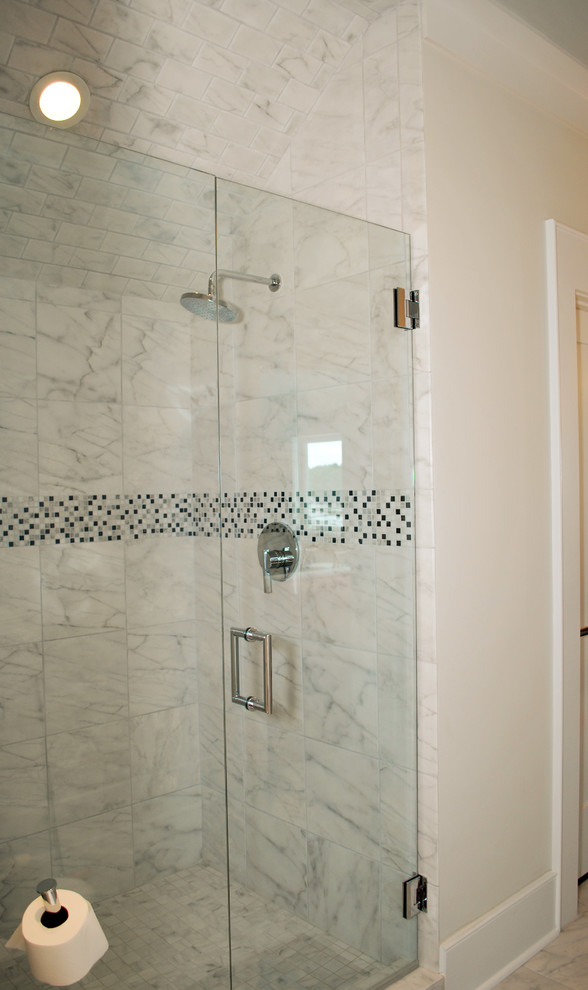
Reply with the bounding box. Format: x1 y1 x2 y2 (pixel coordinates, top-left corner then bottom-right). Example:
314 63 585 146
263 548 295 594
257 522 300 594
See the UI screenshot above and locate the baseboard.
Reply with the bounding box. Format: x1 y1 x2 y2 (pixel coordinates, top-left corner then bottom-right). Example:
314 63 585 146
580 800 588 878
439 872 558 990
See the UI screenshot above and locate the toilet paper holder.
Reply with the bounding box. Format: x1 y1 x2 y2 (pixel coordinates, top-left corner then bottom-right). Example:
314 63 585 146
36 878 69 928
37 879 60 910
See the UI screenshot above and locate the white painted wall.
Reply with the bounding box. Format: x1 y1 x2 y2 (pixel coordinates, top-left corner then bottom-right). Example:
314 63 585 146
422 34 588 949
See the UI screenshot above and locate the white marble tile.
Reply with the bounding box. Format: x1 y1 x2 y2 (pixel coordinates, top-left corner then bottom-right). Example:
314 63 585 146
416 487 435 550
307 834 380 958
194 536 224 626
303 641 378 756
0 738 49 842
122 316 190 408
295 273 370 391
372 376 414 491
10 132 66 171
195 619 224 712
288 164 367 220
0 831 51 940
364 43 401 163
125 536 195 627
381 762 417 875
51 807 134 900
245 806 307 916
199 704 243 801
44 630 128 734
266 6 317 50
417 658 438 779
296 381 373 491
418 768 439 888
104 37 163 82
301 544 377 653
232 288 296 403
192 388 219 494
38 399 123 495
128 620 197 716
0 642 44 745
363 5 397 55
305 737 379 858
37 302 121 402
47 720 131 827
0 294 36 399
290 59 365 192
245 720 305 827
130 0 190 28
292 199 369 288
184 3 238 47
416 546 436 663
1 2 55 43
35 283 122 311
307 0 361 36
122 404 192 492
400 140 427 240
378 652 417 772
398 55 424 153
0 398 38 494
40 541 125 641
376 546 416 660
133 786 202 887
91 0 154 45
234 393 296 491
0 546 42 648
130 703 200 803
50 19 114 62
201 782 240 880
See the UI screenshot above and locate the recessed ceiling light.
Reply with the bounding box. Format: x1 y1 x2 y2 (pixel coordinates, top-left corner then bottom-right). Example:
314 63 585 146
29 71 90 128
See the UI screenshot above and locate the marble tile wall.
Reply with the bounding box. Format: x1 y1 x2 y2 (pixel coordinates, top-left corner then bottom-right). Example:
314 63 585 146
0 114 419 968
1 0 408 213
0 116 216 940
0 0 438 972
193 181 419 968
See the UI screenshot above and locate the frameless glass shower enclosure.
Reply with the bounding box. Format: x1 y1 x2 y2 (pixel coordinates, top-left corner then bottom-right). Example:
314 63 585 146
0 111 417 990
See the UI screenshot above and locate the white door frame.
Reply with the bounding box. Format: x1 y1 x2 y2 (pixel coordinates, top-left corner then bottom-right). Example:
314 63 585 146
546 218 587 929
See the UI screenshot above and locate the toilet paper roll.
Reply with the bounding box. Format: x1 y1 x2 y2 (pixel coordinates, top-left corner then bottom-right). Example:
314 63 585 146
15 888 108 987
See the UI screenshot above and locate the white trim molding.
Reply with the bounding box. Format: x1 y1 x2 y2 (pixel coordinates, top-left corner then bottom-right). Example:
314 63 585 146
423 0 588 135
439 872 558 990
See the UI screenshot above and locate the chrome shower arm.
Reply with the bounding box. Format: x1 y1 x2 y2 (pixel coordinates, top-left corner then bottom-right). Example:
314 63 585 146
209 270 281 294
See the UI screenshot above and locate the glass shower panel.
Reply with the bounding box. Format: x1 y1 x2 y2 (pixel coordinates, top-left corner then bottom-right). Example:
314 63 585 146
215 178 418 990
0 112 231 990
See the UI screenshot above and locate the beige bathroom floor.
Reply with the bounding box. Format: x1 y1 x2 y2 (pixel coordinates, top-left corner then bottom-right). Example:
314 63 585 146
492 881 588 989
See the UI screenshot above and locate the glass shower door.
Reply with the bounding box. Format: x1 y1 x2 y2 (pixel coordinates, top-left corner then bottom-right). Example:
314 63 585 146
214 179 418 989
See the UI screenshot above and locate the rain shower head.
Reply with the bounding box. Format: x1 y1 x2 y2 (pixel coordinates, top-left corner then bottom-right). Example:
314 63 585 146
180 291 237 322
180 269 281 321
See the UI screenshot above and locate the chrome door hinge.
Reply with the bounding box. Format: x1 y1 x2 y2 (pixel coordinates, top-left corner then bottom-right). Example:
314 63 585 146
403 874 428 919
394 288 420 330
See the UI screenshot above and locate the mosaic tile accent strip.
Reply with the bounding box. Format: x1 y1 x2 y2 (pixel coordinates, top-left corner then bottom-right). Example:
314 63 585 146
0 494 196 546
211 490 413 547
0 491 413 548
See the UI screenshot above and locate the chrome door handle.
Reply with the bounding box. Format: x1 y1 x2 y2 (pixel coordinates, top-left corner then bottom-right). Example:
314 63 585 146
230 626 273 714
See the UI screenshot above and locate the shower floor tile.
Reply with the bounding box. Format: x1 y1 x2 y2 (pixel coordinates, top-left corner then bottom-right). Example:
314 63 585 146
1 863 414 990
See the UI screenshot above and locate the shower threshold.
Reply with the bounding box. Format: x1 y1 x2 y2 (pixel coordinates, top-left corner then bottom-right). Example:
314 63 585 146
1 863 416 990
